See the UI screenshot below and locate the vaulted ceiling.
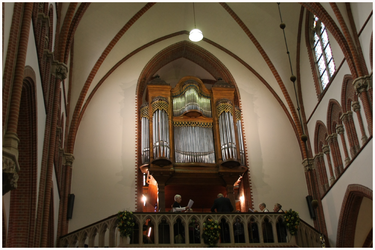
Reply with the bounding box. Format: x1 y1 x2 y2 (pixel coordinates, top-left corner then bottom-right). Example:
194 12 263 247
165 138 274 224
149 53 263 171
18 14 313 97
63 2 313 153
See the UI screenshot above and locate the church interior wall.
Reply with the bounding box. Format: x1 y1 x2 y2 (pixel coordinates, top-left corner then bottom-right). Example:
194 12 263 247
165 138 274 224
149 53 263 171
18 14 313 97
69 37 314 231
321 140 372 246
69 61 139 231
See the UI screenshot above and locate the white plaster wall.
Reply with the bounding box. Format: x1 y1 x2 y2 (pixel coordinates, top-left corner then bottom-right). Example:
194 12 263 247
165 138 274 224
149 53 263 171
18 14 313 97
321 140 373 247
69 58 139 231
70 38 314 231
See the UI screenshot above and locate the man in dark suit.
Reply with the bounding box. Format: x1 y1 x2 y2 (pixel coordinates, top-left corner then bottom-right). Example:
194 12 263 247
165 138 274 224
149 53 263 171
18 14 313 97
211 193 234 212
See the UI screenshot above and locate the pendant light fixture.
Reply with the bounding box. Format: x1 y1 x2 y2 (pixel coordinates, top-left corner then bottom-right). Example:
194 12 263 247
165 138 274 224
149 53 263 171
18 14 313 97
189 3 203 42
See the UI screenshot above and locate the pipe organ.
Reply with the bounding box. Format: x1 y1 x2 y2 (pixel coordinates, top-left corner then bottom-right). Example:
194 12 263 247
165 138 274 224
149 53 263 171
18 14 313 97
139 75 248 212
140 76 247 166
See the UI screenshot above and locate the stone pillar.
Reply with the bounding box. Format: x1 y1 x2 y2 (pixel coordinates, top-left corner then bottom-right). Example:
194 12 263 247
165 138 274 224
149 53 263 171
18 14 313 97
322 145 335 185
351 101 368 145
336 124 351 166
353 75 372 135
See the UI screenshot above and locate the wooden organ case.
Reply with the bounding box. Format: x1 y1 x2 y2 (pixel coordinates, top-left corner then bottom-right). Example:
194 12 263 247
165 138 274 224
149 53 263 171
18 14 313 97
139 76 248 212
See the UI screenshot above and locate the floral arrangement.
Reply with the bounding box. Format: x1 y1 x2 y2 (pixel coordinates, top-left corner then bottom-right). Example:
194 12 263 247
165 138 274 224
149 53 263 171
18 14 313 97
117 210 135 237
283 209 300 235
202 218 221 246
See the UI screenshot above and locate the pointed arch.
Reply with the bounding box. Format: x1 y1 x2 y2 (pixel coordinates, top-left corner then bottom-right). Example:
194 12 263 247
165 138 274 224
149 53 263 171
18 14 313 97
7 67 38 247
336 184 372 247
314 120 328 154
326 99 343 134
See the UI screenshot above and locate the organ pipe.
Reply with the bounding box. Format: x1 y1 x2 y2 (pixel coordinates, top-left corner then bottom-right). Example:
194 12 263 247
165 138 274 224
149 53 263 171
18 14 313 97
140 104 150 164
236 106 245 165
151 97 170 159
217 99 237 162
172 82 211 117
174 121 215 163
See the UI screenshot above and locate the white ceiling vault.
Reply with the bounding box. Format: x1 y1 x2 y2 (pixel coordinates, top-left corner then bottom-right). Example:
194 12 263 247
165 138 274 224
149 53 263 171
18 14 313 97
65 2 317 139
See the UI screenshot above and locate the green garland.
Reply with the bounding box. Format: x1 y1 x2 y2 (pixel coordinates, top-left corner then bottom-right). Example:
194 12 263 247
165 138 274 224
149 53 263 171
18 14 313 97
117 211 135 237
283 209 300 235
202 219 221 246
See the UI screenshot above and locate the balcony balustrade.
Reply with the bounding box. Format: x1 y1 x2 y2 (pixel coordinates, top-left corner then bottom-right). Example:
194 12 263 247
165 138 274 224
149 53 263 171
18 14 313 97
59 212 322 247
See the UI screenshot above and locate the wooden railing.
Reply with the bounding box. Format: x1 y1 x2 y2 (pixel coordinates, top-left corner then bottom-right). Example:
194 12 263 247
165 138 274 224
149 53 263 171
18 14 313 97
59 212 322 247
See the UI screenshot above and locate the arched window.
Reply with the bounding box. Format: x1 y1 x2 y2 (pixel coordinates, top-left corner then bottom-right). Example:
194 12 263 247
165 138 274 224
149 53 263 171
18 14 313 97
311 15 336 90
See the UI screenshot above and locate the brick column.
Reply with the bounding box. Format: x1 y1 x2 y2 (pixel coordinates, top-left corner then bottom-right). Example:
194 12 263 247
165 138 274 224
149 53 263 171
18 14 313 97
3 3 33 195
336 124 350 166
353 75 372 135
351 101 368 145
322 145 335 185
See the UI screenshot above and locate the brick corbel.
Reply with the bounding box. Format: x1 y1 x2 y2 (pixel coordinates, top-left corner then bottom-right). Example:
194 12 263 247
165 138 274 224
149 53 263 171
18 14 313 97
302 158 314 172
52 61 68 80
63 153 75 167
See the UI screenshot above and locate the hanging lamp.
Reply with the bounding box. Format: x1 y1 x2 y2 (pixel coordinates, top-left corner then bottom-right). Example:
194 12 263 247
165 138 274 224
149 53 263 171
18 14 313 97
189 3 203 42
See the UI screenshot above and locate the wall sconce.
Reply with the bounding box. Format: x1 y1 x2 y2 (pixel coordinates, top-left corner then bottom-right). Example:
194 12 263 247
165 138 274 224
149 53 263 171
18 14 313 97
240 195 244 203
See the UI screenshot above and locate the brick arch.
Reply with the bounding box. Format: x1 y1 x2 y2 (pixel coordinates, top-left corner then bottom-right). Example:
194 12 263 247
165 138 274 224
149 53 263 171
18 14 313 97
314 120 328 154
326 99 343 134
136 40 237 100
7 69 38 247
341 74 356 113
336 184 372 247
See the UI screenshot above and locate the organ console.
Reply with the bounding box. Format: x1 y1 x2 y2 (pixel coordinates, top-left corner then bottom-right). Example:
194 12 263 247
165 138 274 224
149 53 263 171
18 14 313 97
139 75 248 212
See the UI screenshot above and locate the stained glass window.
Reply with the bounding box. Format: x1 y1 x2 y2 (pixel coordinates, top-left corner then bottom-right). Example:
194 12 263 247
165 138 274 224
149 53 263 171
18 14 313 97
312 15 335 90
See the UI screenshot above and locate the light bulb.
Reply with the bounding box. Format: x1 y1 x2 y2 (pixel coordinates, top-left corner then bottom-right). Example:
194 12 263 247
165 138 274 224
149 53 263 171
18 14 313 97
189 28 203 42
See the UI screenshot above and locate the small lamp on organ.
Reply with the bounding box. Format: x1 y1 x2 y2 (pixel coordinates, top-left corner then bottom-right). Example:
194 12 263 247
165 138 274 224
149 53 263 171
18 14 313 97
142 195 147 206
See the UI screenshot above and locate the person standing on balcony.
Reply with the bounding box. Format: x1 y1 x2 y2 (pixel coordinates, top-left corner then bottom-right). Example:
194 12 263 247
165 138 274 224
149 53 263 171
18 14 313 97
258 203 269 212
211 193 234 212
273 203 284 212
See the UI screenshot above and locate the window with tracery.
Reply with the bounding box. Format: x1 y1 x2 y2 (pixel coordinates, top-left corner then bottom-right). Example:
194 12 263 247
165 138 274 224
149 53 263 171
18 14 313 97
311 15 336 90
